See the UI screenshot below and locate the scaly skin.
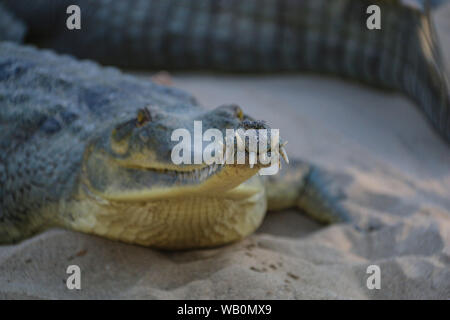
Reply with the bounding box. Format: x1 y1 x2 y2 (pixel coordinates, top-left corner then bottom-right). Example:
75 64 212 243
2 0 449 142
0 43 348 248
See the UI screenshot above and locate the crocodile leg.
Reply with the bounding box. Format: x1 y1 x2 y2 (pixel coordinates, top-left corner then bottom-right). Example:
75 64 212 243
265 159 351 224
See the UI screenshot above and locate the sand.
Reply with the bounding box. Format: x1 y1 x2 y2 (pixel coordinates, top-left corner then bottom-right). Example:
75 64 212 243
1 4 449 299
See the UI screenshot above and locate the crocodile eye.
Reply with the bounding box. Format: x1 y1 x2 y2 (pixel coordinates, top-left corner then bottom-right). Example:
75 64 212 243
137 107 152 127
111 119 134 154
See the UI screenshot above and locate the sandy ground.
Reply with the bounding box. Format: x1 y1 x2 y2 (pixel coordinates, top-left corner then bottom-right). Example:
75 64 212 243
1 4 450 299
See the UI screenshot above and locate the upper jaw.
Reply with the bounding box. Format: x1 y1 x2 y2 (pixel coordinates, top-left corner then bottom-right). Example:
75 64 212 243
84 113 290 201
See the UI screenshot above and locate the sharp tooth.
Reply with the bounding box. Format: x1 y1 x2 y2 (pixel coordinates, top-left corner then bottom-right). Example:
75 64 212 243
280 146 289 164
235 132 245 152
249 151 256 168
280 141 288 148
279 157 282 170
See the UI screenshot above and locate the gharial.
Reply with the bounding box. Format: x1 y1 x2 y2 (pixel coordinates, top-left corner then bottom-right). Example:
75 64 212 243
0 0 448 249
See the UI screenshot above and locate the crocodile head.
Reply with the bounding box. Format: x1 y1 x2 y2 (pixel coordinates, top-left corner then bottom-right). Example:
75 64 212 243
69 104 288 248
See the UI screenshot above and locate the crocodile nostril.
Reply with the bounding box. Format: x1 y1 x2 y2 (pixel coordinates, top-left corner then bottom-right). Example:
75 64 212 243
241 119 269 130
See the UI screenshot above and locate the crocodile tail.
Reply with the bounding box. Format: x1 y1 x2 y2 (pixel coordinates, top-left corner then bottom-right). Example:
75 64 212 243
227 0 450 142
357 0 450 143
400 3 450 142
74 0 450 143
264 0 450 143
